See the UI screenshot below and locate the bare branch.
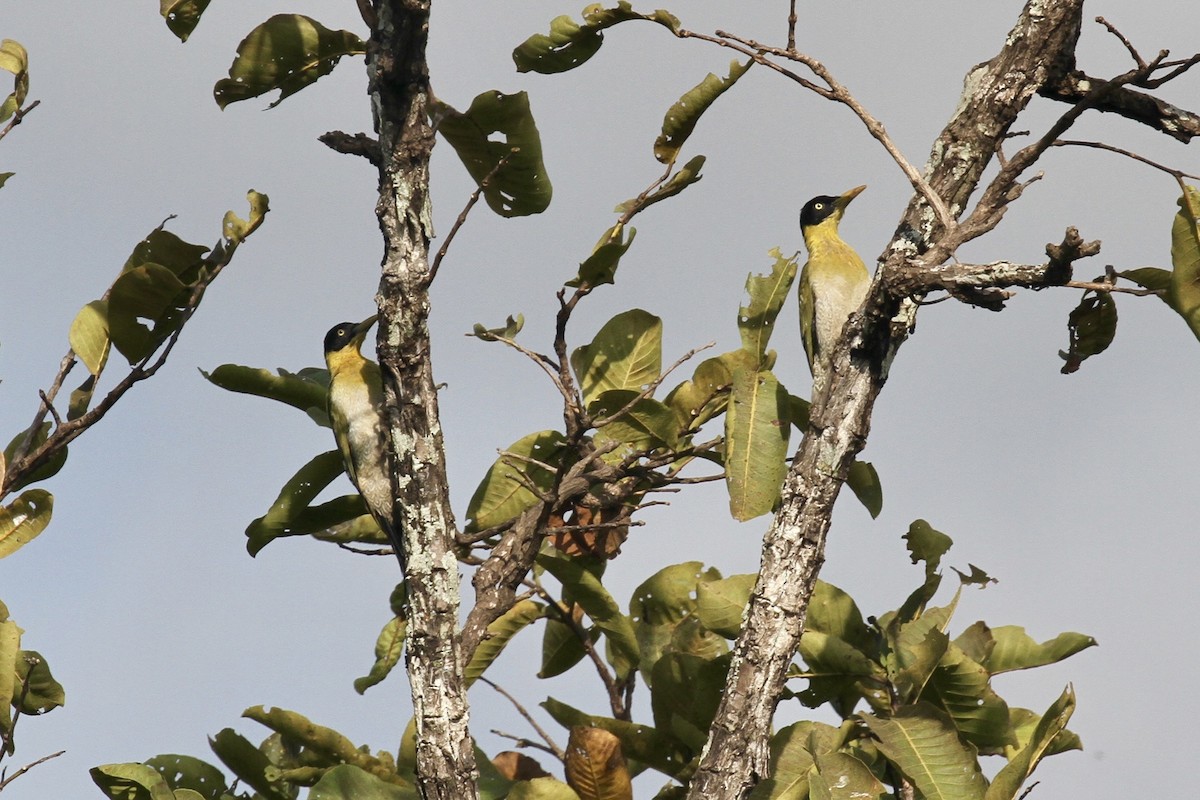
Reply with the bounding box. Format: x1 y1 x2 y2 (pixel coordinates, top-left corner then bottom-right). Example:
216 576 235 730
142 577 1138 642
430 149 517 282
318 130 382 166
1052 139 1200 181
479 678 565 762
0 750 66 791
0 99 39 144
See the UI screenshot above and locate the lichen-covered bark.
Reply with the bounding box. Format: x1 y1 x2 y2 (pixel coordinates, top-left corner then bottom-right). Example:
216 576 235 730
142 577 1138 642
685 3 1088 798
366 2 478 798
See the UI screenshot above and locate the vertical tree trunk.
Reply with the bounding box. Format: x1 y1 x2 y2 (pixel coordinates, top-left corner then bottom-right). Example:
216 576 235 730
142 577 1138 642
367 3 479 798
686 3 1085 798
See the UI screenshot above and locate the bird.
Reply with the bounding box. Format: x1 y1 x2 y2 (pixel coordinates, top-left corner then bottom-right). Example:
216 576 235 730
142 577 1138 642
323 314 404 567
798 184 870 396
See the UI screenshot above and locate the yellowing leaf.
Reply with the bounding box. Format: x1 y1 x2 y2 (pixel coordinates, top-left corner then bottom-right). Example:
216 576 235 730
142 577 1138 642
563 727 632 800
1168 185 1200 340
223 190 270 245
465 431 566 532
68 300 110 376
513 3 680 75
724 368 789 521
571 310 662 404
655 59 752 165
0 489 52 558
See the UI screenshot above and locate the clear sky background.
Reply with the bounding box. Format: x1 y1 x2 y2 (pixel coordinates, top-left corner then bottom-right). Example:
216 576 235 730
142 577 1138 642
2 2 1197 798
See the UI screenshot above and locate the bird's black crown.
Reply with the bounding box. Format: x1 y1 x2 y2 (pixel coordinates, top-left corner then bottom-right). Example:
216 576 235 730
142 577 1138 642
324 322 361 353
799 195 840 228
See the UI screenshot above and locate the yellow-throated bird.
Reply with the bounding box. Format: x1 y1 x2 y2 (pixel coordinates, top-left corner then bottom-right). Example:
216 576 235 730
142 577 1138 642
324 315 403 566
798 185 870 394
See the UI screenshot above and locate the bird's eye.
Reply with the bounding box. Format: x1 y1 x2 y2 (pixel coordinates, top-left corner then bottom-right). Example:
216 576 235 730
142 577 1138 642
814 202 825 210
338 328 346 336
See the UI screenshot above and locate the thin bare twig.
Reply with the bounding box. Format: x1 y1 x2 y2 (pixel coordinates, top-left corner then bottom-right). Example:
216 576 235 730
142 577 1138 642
787 0 798 52
0 750 66 791
490 729 559 758
1095 16 1144 67
1052 139 1200 181
1065 279 1161 296
590 343 714 429
429 149 517 282
0 99 40 144
478 677 565 761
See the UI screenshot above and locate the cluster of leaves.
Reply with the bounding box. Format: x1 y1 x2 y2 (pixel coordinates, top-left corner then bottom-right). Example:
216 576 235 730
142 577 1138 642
0 37 30 187
0 601 65 770
1061 185 1200 371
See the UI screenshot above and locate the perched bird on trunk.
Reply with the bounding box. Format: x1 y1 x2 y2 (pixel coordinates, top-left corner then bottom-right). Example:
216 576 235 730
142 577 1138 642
324 315 404 567
798 184 870 395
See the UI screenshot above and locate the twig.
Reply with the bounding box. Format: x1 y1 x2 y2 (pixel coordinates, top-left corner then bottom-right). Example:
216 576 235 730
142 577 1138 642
590 343 714 429
490 729 559 758
1052 139 1200 181
470 333 567 400
1095 16 1144 67
0 99 40 144
0 750 66 791
478 677 565 761
1065 279 1161 296
786 0 798 52
317 130 381 166
429 149 517 282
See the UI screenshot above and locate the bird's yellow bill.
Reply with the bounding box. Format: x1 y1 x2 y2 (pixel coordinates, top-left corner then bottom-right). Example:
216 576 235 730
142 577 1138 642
834 184 867 211
350 314 379 342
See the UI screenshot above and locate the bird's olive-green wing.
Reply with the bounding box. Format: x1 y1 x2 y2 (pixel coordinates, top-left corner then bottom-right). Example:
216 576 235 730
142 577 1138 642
798 264 818 374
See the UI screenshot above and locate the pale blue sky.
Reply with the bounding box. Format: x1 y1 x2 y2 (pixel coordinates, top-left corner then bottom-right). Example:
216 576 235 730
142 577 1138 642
2 2 1198 797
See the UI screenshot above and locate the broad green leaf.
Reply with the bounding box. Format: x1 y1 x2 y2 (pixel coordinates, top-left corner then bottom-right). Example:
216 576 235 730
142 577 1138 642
589 391 679 450
309 764 417 800
245 450 356 555
513 3 681 75
615 155 706 215
208 728 292 800
0 617 20 735
435 91 552 217
571 309 662 404
846 459 882 518
541 698 691 778
540 616 595 678
0 489 53 558
887 601 953 703
160 0 213 42
694 573 755 638
538 553 640 679
1120 266 1171 298
567 223 638 289
746 721 841 800
664 352 744 431
862 704 987 800
68 375 98 421
90 763 175 800
12 649 64 714
144 754 229 800
3 423 67 491
655 59 751 165
214 15 364 109
465 599 545 685
984 626 1096 674
465 430 566 533
223 190 270 245
738 248 799 362
202 364 329 419
1007 706 1081 759
985 687 1076 800
0 39 29 124
923 644 1014 752
797 631 885 715
805 580 874 655
0 172 13 189
69 300 111 376
354 614 406 694
1059 290 1116 373
631 562 719 626
243 706 395 776
123 227 209 281
903 519 951 578
471 313 525 341
724 367 789 521
650 653 729 751
108 263 187 363
809 750 888 800
507 777 581 800
1168 185 1200 340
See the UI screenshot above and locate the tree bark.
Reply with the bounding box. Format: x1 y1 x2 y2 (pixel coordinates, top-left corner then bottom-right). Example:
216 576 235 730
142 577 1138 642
685 3 1087 798
367 2 479 798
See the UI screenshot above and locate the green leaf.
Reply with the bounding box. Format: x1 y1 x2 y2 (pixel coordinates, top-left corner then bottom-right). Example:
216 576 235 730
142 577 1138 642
354 614 406 694
90 763 176 800
309 764 417 800
1167 185 1200 340
538 553 640 679
202 364 329 420
0 39 29 125
69 300 111 376
123 227 210 282
809 750 888 800
540 616 594 679
923 644 1014 752
886 601 953 703
223 190 270 245
465 430 566 533
108 263 189 363
245 450 354 555
160 0 213 43
589 391 679 450
507 777 581 800
465 599 545 685
571 309 662 404
984 626 1097 674
631 562 722 680
746 721 841 800
650 652 730 751
144 754 229 800
513 3 681 75
0 172 13 189
738 248 799 362
1059 290 1116 373
903 519 952 578
985 687 1076 800
655 59 751 165
694 573 756 639
861 704 987 800
0 617 20 735
846 459 882 518
13 649 64 714
805 580 874 655
208 728 291 800
214 15 365 109
471 313 525 341
664 353 740 431
435 90 552 217
724 367 789 521
0 489 53 558
615 155 706 216
1120 266 1171 297
797 630 886 715
567 223 638 289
